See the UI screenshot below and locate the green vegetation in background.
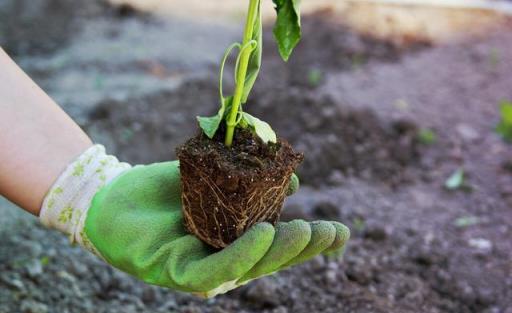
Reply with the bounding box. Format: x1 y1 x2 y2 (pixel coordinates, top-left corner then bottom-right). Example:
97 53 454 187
496 100 512 142
308 68 323 87
453 216 480 228
418 128 437 145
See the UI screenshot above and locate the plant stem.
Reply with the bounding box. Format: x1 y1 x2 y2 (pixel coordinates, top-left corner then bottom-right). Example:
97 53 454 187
224 0 259 147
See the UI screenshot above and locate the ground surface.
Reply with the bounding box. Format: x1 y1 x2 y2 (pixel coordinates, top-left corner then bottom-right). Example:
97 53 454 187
1 1 512 313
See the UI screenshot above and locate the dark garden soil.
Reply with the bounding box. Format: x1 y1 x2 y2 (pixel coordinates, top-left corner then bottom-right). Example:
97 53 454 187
0 0 145 56
1 3 512 313
177 129 303 248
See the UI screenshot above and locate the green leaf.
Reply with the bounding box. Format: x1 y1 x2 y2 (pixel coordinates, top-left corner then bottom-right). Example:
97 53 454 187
352 217 366 232
454 216 480 228
241 2 262 104
198 40 242 139
40 256 50 266
418 128 437 145
242 112 277 144
445 168 464 190
197 96 233 139
308 68 322 87
197 115 222 139
272 0 302 61
496 100 512 142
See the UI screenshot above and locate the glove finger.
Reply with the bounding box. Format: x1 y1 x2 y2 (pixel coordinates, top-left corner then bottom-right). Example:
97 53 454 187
280 221 336 269
286 173 300 196
239 219 311 283
169 222 275 292
323 222 350 257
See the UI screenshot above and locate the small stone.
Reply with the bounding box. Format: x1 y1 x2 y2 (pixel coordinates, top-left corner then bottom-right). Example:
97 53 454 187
141 286 157 303
212 307 229 313
243 278 281 308
181 305 202 313
25 259 43 279
69 261 89 278
1 274 25 291
363 223 388 241
456 123 480 142
312 201 340 220
468 238 493 252
111 270 133 291
272 306 288 313
482 307 501 313
309 255 326 271
20 300 48 313
327 170 345 185
324 270 338 287
345 262 373 285
411 190 434 207
17 241 43 256
476 287 496 306
57 271 77 283
412 251 434 267
158 299 178 311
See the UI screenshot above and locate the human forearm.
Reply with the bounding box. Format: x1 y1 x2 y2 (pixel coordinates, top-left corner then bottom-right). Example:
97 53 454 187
0 48 92 216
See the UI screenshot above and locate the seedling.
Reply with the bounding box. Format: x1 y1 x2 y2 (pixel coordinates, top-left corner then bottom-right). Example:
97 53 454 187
489 48 500 70
418 128 437 145
496 100 512 142
352 217 366 233
40 256 50 266
308 68 323 87
177 0 304 248
197 0 302 147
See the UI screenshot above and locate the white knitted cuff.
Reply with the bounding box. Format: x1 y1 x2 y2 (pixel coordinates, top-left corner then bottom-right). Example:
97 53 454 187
40 145 131 253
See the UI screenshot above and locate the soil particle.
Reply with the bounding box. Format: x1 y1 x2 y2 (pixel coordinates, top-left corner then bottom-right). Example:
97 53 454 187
20 300 48 313
271 307 288 313
242 277 282 308
25 259 43 279
362 223 389 242
115 3 140 18
312 201 340 220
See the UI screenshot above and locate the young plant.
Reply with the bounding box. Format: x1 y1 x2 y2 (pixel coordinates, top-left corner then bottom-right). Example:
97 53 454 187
178 0 304 248
496 100 512 142
418 128 437 145
197 0 302 147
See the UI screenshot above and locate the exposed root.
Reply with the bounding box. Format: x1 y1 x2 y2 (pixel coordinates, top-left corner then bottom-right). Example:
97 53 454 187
177 130 302 248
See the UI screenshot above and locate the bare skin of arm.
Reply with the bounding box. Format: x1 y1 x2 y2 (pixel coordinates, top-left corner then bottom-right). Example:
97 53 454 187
0 48 93 216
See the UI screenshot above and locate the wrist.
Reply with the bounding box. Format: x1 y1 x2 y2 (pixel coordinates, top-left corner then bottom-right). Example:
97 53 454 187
39 145 131 250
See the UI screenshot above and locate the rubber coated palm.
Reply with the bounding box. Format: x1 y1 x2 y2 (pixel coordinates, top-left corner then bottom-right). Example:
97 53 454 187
84 161 349 297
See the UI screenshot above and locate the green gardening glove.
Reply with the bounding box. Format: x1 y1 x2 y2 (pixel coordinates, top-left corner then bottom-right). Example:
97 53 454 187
40 145 350 298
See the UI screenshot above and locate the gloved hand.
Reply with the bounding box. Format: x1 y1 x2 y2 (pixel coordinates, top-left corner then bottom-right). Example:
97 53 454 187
40 145 350 298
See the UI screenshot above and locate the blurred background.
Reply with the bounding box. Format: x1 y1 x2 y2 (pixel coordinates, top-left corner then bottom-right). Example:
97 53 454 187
1 0 512 312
